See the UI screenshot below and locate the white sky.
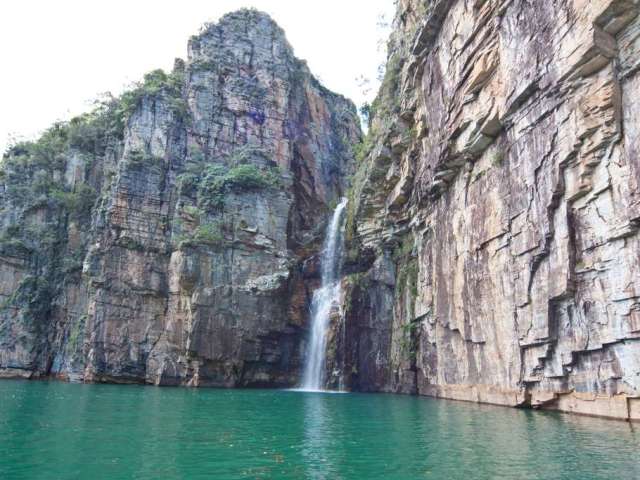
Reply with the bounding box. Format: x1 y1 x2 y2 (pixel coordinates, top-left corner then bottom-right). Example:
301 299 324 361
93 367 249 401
0 0 394 154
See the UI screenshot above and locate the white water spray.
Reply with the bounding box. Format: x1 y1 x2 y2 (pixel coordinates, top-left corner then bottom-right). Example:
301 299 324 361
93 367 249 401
300 198 348 391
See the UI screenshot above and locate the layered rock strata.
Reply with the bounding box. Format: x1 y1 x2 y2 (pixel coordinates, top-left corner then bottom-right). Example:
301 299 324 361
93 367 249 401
0 10 360 386
2 2 640 422
340 0 640 421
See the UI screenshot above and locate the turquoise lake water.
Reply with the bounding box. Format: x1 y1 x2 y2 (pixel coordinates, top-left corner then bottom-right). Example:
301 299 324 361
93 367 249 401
0 380 639 479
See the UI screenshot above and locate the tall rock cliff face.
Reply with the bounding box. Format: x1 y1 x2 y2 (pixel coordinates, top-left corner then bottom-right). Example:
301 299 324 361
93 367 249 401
339 0 640 420
0 10 360 387
2 2 639 423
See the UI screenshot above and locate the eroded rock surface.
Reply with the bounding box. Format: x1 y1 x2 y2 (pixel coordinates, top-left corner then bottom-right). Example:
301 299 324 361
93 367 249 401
340 0 640 420
0 10 359 387
2 2 639 422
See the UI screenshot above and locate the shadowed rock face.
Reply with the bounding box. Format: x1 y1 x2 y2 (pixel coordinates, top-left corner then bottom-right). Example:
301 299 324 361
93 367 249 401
339 0 640 420
0 9 360 387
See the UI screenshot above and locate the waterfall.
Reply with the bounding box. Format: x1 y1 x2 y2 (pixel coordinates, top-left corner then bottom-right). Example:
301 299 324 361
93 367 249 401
300 198 348 391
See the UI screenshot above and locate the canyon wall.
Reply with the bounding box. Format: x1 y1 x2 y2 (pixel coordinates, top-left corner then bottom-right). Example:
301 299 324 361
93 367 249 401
2 2 639 422
0 10 360 387
338 0 640 420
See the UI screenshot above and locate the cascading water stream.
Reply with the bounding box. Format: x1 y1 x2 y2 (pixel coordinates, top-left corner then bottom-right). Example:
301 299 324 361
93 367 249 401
300 198 348 391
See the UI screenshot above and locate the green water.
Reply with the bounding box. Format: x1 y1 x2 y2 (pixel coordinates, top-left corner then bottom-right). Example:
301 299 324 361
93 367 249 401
1 381 639 479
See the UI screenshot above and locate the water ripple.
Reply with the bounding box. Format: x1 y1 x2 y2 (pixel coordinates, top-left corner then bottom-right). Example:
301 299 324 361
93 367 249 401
0 381 638 479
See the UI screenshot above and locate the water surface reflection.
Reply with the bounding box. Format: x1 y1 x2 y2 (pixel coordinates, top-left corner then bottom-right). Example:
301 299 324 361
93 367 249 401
1 381 638 479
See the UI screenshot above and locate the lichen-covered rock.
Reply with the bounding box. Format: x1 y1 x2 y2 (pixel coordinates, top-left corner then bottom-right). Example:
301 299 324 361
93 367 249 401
341 0 640 420
0 9 360 387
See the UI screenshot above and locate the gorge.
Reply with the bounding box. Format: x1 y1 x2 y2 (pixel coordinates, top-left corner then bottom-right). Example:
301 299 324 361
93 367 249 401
1 0 640 423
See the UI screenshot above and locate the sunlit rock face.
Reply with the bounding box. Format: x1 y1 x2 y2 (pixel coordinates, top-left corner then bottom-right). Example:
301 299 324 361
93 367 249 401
0 10 360 387
340 0 640 420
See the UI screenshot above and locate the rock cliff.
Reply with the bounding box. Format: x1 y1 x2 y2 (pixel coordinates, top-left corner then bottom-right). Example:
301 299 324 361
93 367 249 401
0 10 360 387
339 0 640 421
2 2 639 422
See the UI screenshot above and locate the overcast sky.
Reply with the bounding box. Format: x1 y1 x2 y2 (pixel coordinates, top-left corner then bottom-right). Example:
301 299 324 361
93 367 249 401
0 0 394 154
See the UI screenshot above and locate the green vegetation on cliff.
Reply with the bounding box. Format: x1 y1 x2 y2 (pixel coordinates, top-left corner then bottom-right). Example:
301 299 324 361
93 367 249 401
178 162 282 211
174 161 281 248
119 67 188 122
0 65 189 337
